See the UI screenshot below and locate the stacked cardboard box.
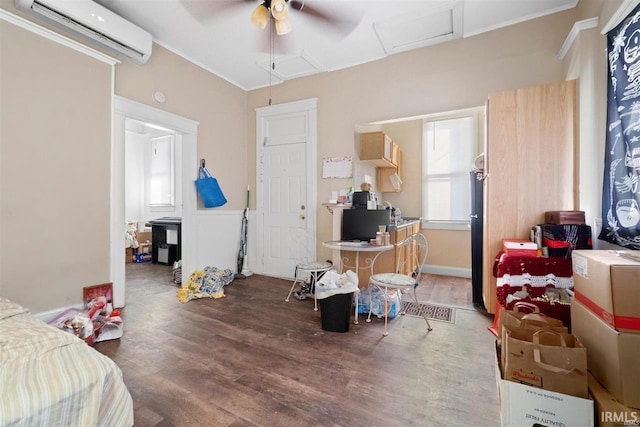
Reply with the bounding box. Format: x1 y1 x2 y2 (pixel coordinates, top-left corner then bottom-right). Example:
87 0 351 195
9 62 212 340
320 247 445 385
571 250 640 410
589 373 640 427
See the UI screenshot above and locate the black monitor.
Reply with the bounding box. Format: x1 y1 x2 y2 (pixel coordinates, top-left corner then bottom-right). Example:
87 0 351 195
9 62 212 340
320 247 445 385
341 209 391 241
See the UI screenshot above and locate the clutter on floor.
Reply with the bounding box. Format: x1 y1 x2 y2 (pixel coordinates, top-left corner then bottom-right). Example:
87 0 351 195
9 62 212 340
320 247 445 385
176 266 234 303
49 282 123 345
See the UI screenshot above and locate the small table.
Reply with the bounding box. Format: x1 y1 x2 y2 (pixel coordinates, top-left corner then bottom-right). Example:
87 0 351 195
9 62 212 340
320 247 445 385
322 240 394 324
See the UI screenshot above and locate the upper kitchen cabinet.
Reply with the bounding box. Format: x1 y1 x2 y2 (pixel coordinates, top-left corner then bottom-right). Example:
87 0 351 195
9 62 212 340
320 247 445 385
481 80 577 315
360 131 399 167
378 150 402 193
360 131 402 192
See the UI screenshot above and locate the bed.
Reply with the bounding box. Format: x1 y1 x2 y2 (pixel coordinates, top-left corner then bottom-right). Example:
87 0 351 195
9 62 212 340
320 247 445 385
0 298 133 426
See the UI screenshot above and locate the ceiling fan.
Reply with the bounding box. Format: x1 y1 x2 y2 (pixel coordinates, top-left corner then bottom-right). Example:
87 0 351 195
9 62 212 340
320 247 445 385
182 0 362 38
251 0 345 35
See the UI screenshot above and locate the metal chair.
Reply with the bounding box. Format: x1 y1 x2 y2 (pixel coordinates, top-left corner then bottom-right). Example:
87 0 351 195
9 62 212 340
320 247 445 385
367 232 432 336
285 261 333 311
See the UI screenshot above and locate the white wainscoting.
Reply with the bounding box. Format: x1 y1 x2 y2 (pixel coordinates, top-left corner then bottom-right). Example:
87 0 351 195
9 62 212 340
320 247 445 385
196 210 256 274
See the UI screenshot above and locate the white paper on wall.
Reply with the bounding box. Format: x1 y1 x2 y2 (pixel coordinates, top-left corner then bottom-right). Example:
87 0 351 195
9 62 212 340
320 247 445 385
322 156 352 179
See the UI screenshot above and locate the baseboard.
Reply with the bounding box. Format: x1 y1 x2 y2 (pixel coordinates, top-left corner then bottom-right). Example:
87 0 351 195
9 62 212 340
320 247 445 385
423 265 472 278
34 304 84 323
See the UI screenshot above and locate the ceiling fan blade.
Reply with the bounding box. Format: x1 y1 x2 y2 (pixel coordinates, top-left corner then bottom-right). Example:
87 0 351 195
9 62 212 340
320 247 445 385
288 0 363 36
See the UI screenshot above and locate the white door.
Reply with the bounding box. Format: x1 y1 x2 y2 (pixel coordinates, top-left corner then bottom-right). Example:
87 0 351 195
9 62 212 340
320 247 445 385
256 98 318 279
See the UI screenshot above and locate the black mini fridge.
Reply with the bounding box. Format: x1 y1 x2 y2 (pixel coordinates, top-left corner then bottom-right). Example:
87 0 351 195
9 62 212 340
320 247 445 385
470 171 485 310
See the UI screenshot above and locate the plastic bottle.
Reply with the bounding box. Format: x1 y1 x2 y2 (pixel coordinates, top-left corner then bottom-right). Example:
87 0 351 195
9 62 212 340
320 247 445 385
105 300 113 317
376 232 383 245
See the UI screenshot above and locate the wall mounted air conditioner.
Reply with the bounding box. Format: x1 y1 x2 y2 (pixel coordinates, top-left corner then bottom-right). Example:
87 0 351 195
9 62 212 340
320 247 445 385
15 0 152 64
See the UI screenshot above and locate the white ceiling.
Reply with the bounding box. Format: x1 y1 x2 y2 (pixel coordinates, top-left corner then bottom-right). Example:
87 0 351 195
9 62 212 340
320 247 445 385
95 0 578 91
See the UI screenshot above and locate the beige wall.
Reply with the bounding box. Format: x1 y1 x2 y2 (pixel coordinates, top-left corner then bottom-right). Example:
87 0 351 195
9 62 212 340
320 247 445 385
114 45 249 209
0 1 247 312
247 10 577 265
564 0 628 251
1 18 112 312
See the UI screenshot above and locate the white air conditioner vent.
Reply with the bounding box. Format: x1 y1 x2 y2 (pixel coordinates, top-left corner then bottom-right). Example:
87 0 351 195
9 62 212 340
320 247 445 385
15 0 152 64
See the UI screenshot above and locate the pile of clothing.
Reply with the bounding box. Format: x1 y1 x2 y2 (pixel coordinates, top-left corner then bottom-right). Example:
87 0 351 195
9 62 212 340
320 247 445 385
176 266 234 303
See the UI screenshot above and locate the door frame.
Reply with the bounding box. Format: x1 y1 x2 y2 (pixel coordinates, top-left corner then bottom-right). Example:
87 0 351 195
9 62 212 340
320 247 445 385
255 98 318 277
111 96 198 306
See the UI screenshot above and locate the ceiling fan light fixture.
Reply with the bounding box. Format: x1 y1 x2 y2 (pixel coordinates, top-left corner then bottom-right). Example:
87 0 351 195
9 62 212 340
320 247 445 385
251 3 269 30
270 0 288 21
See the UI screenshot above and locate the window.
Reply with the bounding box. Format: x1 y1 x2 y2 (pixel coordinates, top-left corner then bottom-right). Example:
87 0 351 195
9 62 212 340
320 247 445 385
422 108 482 226
149 135 174 206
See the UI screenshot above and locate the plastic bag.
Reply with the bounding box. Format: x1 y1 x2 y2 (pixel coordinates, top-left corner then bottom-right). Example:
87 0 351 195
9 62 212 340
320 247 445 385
315 270 358 299
358 286 402 318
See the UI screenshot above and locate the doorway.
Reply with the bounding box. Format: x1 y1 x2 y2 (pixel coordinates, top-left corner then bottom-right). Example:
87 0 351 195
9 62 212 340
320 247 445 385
255 98 318 279
111 96 198 307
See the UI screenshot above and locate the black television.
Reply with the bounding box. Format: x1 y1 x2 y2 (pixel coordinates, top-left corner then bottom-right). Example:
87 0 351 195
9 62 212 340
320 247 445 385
341 209 391 241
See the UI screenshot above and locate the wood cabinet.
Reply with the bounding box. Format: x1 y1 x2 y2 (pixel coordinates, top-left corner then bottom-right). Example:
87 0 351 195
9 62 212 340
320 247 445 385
360 131 399 167
481 80 576 314
378 149 402 193
360 131 402 192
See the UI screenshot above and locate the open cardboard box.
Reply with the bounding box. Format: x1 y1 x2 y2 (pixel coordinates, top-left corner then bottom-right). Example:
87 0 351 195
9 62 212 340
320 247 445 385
495 341 593 426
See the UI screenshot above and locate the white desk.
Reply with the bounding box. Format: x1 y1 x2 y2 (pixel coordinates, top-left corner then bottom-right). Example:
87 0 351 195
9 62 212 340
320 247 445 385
322 240 394 324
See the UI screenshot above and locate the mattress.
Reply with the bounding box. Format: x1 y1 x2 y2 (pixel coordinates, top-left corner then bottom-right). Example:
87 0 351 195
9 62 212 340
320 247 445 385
0 298 133 426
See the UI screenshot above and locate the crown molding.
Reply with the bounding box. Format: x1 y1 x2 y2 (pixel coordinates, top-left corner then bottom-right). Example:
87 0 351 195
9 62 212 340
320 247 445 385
558 17 599 60
601 0 640 34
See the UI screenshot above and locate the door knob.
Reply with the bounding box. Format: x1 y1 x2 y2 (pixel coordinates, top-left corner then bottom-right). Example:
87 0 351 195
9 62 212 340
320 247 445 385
300 214 306 220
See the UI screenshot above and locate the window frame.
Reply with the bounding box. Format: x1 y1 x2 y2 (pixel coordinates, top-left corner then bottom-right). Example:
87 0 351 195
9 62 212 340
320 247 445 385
148 134 175 207
421 106 484 230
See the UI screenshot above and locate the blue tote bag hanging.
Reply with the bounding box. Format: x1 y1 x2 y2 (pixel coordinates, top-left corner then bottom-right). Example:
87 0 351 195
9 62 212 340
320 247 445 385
195 166 227 208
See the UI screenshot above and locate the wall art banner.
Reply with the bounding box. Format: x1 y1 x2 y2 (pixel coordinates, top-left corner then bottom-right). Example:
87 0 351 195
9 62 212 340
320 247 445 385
601 5 640 249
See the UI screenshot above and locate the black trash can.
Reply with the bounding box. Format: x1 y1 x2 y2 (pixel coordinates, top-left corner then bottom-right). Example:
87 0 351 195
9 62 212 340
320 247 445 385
319 292 353 333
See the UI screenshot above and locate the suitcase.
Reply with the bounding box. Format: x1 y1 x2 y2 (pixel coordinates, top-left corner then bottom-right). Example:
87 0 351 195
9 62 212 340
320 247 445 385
544 210 585 225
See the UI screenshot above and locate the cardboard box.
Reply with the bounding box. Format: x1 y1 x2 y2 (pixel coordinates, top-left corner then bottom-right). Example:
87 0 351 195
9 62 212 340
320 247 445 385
571 299 640 409
125 247 133 264
589 372 640 427
136 230 151 245
571 250 640 332
495 342 594 426
545 210 585 225
137 242 151 254
502 239 538 257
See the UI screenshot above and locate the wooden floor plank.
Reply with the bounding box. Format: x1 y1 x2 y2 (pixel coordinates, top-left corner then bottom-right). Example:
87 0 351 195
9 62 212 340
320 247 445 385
95 263 500 426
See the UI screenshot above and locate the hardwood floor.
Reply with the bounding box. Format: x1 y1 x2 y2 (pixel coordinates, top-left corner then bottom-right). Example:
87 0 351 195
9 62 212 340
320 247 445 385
95 263 500 427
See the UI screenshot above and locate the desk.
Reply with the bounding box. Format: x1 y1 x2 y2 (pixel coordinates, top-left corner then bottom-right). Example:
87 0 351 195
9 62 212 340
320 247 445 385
322 241 394 324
